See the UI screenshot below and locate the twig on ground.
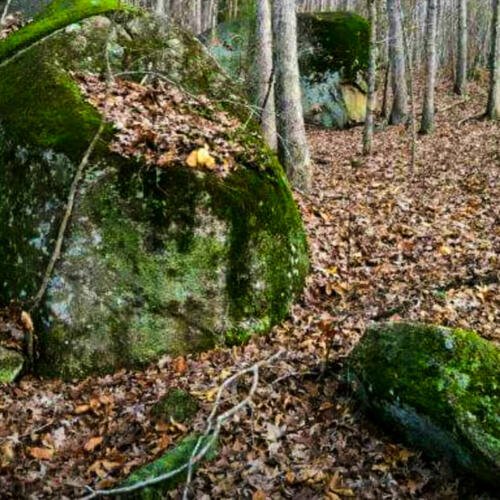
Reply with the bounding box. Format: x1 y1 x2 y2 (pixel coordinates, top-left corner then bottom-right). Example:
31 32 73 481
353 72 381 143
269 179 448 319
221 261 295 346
458 113 485 126
80 349 284 499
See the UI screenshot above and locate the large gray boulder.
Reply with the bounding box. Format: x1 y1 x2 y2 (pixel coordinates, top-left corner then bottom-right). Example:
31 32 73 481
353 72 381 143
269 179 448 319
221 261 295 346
0 0 309 378
350 322 500 487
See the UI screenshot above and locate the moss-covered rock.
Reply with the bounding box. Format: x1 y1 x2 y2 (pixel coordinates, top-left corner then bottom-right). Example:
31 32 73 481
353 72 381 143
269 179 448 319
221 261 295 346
151 389 199 423
349 322 500 487
201 11 369 129
120 434 216 499
0 0 308 378
0 347 24 383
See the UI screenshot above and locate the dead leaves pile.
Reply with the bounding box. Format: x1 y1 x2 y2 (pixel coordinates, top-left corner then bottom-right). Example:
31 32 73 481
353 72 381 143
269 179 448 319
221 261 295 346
78 74 244 176
0 78 497 499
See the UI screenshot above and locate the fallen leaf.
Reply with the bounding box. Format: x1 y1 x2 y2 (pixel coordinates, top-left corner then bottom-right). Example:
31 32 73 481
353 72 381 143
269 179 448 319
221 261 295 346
84 437 103 452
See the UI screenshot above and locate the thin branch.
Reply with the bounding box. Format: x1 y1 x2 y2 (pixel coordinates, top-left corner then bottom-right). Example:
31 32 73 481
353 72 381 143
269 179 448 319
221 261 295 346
1 0 12 25
29 20 116 311
81 350 283 499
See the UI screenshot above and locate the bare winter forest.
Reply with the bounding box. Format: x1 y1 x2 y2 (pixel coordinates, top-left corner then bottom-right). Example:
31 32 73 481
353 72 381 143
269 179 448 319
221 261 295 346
0 0 499 498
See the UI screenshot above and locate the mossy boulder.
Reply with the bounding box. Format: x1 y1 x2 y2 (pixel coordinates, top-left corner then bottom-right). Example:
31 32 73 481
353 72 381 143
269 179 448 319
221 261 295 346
0 347 24 383
350 322 500 487
0 0 308 378
151 389 199 423
201 11 369 129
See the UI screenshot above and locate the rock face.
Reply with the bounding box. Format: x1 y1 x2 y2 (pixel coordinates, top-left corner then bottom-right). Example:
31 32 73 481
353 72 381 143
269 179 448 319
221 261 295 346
0 0 308 378
297 12 369 128
0 347 24 383
202 11 369 129
350 322 500 487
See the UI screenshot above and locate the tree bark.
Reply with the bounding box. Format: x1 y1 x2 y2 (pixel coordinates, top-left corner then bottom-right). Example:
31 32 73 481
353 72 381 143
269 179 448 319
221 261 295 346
386 0 408 124
454 0 468 95
256 0 277 150
273 0 311 191
363 0 378 154
487 0 500 120
421 0 438 134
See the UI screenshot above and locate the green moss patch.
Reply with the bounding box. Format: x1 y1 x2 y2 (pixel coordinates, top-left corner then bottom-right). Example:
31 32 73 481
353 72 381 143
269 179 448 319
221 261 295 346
121 434 217 499
151 389 199 423
0 0 131 63
350 322 500 487
0 347 24 383
298 12 370 80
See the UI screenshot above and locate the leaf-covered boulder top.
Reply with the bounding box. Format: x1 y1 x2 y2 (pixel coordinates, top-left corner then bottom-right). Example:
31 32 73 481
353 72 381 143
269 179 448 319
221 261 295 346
0 0 267 172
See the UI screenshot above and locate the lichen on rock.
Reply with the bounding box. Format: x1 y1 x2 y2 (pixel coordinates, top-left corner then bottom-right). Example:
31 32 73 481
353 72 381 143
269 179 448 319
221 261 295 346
349 322 500 487
0 0 309 379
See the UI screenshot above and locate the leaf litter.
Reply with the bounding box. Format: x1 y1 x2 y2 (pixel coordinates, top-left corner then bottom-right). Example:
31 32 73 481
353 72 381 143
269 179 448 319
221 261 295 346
0 77 499 499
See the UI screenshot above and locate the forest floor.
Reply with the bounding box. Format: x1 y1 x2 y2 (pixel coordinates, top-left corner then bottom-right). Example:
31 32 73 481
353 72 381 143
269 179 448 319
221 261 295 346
0 78 499 499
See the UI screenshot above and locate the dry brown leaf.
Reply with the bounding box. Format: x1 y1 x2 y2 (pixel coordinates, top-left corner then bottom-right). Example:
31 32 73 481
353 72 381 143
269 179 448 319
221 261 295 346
84 436 103 452
29 447 54 460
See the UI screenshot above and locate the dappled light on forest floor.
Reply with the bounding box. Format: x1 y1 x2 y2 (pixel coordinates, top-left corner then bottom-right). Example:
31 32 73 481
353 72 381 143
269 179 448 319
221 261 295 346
0 80 498 499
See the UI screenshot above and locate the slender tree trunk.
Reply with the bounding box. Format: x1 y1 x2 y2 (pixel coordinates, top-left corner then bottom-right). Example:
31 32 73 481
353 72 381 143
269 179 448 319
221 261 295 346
273 0 311 191
487 0 500 120
386 0 408 124
363 0 378 154
421 0 438 134
256 0 277 150
401 4 417 173
454 0 468 95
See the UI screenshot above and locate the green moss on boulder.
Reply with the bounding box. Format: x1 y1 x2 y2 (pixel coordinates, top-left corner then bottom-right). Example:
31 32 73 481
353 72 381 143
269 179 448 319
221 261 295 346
0 0 308 379
297 12 369 80
350 322 500 487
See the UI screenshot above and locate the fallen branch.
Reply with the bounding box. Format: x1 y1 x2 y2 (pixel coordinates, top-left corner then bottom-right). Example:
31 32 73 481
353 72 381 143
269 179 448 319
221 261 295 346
458 112 485 127
29 20 116 311
81 349 284 499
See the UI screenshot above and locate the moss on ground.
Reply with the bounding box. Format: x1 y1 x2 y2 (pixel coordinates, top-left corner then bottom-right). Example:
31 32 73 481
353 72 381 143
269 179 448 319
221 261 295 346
0 347 24 383
151 389 199 423
121 434 217 499
350 322 500 486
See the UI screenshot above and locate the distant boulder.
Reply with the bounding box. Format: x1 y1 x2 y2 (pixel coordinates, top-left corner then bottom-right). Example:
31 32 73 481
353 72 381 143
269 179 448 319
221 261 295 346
350 322 500 487
201 11 369 129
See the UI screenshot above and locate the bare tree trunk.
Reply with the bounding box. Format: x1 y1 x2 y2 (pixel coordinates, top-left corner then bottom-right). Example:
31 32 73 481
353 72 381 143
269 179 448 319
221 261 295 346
487 0 500 120
387 0 408 124
273 0 311 191
363 0 378 154
256 0 277 150
401 4 417 173
421 0 438 134
454 0 468 95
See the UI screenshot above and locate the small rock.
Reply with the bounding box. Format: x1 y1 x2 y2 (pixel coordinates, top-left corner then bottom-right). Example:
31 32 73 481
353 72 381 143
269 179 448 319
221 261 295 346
0 346 24 383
